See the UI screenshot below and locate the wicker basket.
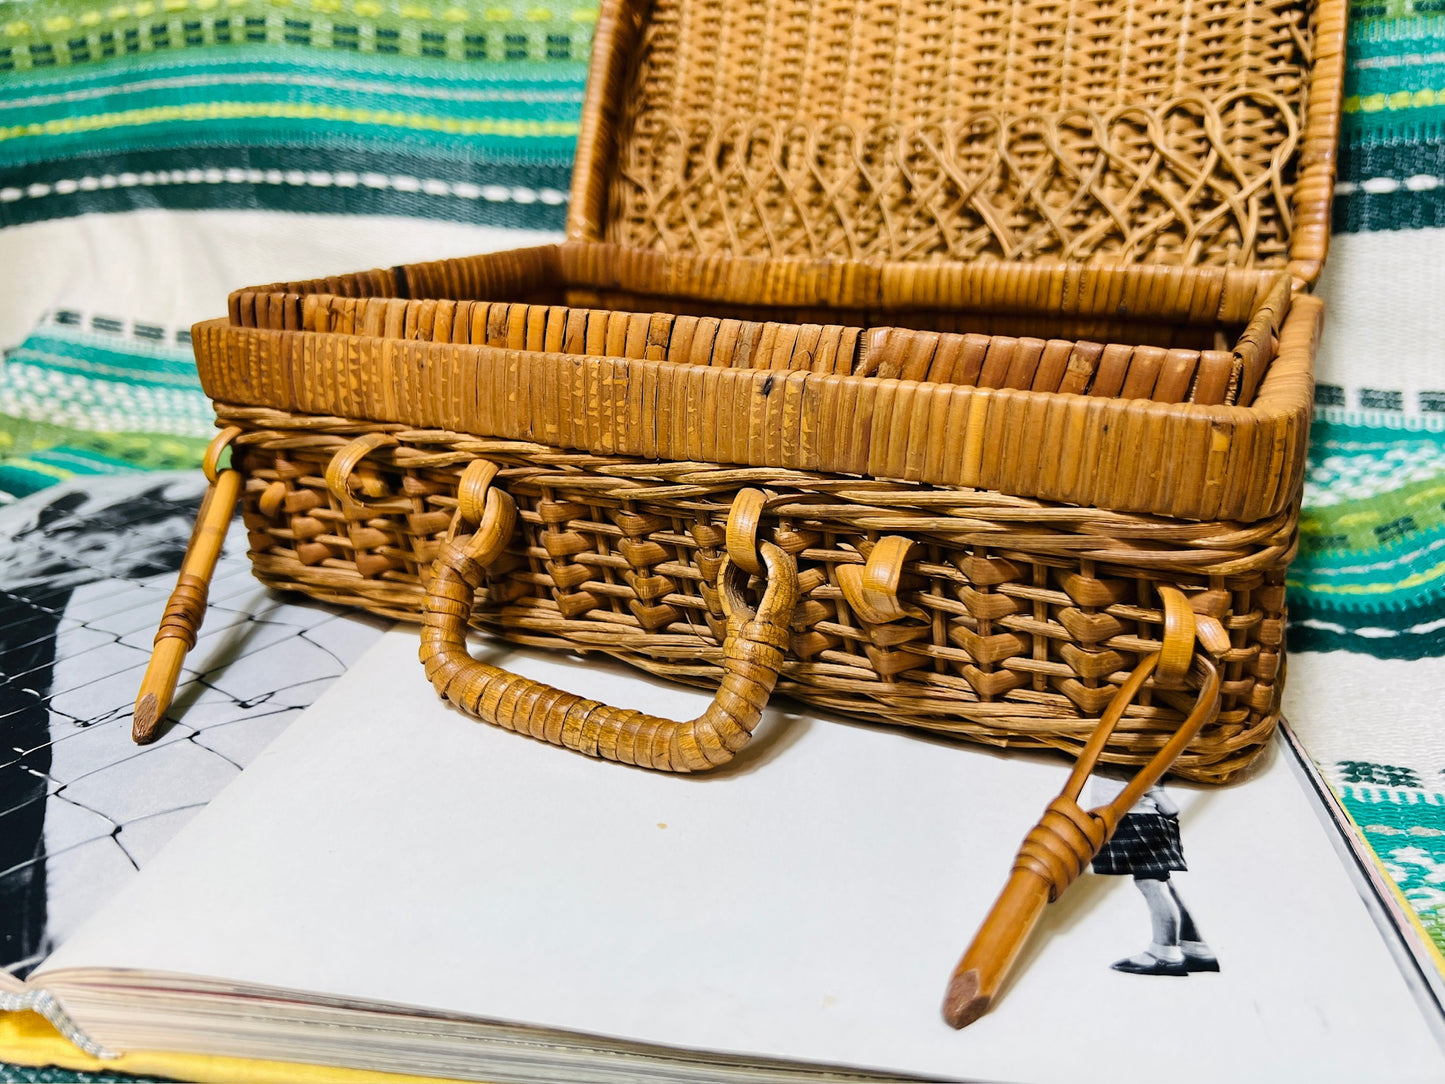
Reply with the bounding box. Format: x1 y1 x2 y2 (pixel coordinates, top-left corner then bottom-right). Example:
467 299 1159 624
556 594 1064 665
136 0 1344 1027
171 0 1344 788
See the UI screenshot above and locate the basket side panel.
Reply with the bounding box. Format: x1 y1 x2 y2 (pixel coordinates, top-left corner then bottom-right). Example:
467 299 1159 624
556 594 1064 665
224 414 1293 784
193 319 295 410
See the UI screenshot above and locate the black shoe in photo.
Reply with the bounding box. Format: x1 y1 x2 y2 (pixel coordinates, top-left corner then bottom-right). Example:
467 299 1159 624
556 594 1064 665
1111 953 1189 976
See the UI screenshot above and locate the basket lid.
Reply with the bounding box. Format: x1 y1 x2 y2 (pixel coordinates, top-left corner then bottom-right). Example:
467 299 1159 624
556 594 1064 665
568 0 1344 285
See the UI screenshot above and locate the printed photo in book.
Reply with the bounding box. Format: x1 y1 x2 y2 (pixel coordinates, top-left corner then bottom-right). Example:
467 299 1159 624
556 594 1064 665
0 474 386 979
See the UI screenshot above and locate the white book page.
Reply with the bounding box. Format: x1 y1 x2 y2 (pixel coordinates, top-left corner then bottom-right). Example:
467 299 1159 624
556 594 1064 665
41 629 1445 1082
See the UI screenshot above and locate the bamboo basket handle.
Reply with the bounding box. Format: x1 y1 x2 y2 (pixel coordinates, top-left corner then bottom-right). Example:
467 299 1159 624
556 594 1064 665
942 586 1222 1028
420 474 800 773
133 426 246 743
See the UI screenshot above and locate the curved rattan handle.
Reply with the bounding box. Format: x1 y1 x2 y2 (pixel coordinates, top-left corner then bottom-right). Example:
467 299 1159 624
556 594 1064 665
419 476 800 773
324 432 400 514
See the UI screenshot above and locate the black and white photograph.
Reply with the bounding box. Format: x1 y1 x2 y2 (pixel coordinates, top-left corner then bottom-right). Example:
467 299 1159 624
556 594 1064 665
0 474 384 978
1087 776 1220 977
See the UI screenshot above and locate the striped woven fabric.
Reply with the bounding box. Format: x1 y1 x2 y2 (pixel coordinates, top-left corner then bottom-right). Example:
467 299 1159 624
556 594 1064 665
0 0 587 501
1298 1 1445 661
0 4 1444 1077
0 0 585 229
0 312 210 495
1282 1 1445 979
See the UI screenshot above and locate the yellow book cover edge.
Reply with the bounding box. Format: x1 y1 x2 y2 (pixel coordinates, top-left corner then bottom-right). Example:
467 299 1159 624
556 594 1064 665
0 1011 480 1084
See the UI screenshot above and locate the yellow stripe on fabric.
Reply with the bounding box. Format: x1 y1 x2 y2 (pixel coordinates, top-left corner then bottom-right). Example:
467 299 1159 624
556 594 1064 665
1286 559 1445 596
0 103 580 141
1 0 593 35
0 459 70 482
1345 89 1445 113
0 1012 487 1084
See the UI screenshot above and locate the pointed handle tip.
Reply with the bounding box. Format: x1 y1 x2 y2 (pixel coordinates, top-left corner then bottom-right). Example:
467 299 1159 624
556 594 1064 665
133 693 162 744
942 968 990 1030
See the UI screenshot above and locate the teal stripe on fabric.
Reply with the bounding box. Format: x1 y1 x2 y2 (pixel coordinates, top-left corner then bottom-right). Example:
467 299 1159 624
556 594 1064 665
1336 14 1445 230
9 332 198 387
0 321 214 441
1343 17 1445 143
6 350 197 393
0 45 588 168
0 119 581 169
0 57 588 125
1347 32 1445 83
1347 64 1445 105
0 48 590 98
0 145 573 229
2 78 586 129
0 58 586 168
1347 16 1445 54
0 463 72 502
1337 138 1445 184
0 359 212 425
1290 518 1445 604
1288 412 1445 657
1344 103 1445 140
1348 10 1445 40
1297 424 1445 604
1288 607 1445 659
1334 186 1445 232
0 414 214 505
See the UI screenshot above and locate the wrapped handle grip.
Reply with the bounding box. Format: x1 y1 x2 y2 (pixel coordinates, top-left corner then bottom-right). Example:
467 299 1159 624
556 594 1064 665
419 476 800 773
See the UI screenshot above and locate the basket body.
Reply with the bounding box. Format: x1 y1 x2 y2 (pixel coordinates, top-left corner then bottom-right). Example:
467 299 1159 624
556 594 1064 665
191 0 1345 782
202 384 1305 783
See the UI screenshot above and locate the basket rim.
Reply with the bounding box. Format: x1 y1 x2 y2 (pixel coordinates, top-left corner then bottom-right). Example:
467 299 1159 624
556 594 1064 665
190 290 1318 523
553 240 1294 323
194 289 1313 427
229 242 1295 328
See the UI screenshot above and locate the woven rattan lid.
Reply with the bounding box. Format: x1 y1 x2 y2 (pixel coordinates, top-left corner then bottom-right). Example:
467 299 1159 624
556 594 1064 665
568 0 1344 284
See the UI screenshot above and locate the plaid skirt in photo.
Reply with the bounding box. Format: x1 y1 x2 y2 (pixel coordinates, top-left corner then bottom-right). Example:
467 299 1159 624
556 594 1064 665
1091 812 1187 877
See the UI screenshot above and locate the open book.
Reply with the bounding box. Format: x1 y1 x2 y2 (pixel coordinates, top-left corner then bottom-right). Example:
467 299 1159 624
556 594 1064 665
4 630 1444 1082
